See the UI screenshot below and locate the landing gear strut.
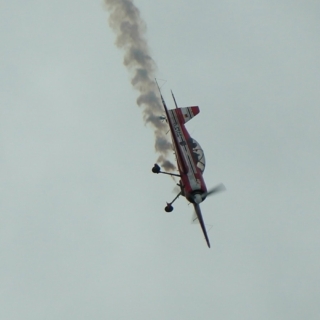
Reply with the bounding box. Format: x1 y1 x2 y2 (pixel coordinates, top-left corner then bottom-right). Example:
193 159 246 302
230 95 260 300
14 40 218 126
151 163 182 212
164 192 181 212
151 164 180 177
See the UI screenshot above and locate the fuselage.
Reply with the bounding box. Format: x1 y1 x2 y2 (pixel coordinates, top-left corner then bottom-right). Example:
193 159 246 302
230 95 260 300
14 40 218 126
164 106 207 203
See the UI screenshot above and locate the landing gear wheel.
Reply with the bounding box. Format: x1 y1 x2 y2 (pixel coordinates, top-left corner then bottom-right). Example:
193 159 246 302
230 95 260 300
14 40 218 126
165 204 173 212
152 164 160 174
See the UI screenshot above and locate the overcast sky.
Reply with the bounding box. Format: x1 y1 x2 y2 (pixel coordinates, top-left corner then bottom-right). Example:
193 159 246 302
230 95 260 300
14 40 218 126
1 1 320 319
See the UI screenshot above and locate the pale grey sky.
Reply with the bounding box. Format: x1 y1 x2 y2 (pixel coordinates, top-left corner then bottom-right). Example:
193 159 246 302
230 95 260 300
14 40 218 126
1 1 320 319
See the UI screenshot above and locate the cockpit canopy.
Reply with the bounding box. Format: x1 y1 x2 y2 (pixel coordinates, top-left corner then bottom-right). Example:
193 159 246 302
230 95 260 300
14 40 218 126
188 138 206 172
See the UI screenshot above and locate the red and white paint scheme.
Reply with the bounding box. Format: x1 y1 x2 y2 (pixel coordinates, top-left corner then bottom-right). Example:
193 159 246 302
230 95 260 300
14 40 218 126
152 82 225 248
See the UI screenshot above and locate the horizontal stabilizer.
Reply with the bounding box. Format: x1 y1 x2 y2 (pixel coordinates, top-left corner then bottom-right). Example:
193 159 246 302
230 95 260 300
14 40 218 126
179 106 200 124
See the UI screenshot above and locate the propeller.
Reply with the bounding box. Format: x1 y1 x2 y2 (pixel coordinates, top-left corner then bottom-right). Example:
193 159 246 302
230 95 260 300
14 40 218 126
191 183 226 225
172 185 181 194
191 212 199 224
202 183 226 199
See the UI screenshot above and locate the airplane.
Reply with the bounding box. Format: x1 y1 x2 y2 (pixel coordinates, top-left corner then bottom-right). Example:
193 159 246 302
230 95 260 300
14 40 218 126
152 80 225 248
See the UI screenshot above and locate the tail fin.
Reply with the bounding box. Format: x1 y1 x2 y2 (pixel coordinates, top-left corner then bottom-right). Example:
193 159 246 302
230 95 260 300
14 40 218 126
179 106 200 124
155 80 200 124
170 90 199 124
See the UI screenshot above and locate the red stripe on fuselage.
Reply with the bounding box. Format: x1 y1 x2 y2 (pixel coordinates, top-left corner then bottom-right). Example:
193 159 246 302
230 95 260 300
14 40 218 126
163 105 189 174
167 108 207 202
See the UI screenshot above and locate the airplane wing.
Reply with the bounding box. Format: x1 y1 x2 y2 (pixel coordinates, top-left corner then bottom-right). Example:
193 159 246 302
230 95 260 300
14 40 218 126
193 203 211 248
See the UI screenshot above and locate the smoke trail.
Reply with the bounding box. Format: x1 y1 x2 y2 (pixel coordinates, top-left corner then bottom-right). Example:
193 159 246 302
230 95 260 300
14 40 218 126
104 0 175 171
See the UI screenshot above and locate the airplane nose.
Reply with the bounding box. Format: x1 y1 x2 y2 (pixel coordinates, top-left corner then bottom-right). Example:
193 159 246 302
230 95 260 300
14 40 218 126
193 194 203 204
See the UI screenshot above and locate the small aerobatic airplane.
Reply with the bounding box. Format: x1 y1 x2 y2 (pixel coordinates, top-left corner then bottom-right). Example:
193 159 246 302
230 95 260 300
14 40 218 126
152 80 225 248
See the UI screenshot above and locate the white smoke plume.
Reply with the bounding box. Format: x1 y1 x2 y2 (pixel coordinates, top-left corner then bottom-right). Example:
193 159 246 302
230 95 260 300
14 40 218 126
104 0 175 171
